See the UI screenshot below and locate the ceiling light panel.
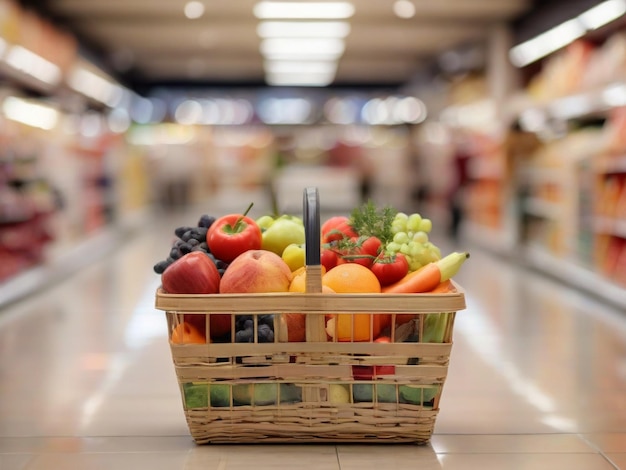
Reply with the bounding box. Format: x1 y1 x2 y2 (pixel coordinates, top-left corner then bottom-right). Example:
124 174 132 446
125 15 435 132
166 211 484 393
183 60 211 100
260 38 345 58
265 72 335 86
578 0 626 30
510 0 626 67
254 1 355 19
2 96 59 130
257 21 351 38
509 19 586 67
4 45 61 86
264 60 337 74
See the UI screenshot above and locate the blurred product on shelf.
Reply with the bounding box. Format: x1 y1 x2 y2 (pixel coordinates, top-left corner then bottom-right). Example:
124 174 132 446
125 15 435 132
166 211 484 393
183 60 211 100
527 40 594 102
0 122 58 282
148 143 199 211
327 137 373 203
447 133 471 241
462 130 506 232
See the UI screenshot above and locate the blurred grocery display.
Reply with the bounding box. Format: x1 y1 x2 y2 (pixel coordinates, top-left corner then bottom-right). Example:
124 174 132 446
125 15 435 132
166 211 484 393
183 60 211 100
436 2 626 308
1 0 625 310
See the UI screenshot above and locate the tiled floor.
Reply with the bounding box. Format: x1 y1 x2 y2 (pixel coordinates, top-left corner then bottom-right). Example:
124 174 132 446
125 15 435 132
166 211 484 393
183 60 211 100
0 199 625 469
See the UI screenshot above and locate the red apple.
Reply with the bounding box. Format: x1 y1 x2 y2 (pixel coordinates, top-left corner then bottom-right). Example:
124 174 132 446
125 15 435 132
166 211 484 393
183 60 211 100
209 314 232 338
220 249 292 293
161 251 220 294
182 313 231 340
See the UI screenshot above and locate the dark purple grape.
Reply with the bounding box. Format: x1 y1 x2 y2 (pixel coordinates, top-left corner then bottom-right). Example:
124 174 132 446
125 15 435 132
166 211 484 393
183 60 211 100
153 260 171 274
236 315 252 330
175 226 193 238
257 324 274 343
169 247 181 260
181 230 193 242
198 214 216 228
190 227 208 240
188 239 199 247
258 315 274 328
235 329 253 343
179 244 192 255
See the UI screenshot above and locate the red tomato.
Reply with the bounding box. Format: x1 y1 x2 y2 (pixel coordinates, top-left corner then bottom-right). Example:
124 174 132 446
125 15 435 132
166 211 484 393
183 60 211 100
371 253 409 286
359 236 382 257
321 247 338 271
321 216 358 243
206 213 262 262
336 236 381 269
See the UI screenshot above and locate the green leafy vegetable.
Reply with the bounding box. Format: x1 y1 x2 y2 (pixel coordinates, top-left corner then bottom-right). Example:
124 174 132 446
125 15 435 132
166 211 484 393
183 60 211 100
349 200 397 244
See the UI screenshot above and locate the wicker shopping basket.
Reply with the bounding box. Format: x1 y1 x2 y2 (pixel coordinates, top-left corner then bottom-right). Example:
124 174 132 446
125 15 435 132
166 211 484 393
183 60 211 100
155 188 466 444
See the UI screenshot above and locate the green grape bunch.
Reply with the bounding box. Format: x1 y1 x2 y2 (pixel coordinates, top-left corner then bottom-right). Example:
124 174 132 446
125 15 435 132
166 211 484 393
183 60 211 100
385 213 442 272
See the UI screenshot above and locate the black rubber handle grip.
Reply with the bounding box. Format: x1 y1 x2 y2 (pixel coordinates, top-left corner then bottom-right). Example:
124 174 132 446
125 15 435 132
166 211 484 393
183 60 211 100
303 187 320 266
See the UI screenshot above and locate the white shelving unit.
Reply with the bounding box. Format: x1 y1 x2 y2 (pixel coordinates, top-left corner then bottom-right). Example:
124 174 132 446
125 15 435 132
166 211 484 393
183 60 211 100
525 244 626 309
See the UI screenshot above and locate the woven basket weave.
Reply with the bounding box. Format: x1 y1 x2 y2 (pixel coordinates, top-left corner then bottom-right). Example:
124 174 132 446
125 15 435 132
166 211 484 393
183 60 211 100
154 188 466 444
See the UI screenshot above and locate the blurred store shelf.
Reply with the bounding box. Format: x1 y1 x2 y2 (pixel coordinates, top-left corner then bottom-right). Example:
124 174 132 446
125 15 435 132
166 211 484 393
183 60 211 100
0 209 151 310
523 244 626 310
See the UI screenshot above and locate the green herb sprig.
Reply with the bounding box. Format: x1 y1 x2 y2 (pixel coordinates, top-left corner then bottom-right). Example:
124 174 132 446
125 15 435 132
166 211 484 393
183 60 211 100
349 200 397 245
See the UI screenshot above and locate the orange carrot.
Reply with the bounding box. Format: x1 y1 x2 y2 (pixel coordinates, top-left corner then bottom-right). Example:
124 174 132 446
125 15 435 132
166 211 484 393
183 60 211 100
382 252 469 294
382 263 440 294
429 279 456 294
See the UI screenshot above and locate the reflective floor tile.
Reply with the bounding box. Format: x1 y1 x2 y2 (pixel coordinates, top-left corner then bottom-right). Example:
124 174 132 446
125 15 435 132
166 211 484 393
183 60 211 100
431 434 597 454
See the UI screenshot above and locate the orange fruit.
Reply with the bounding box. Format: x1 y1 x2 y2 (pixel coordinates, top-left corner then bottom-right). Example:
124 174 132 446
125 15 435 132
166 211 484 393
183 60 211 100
289 266 327 293
171 321 206 344
322 264 388 341
322 263 381 294
285 267 333 342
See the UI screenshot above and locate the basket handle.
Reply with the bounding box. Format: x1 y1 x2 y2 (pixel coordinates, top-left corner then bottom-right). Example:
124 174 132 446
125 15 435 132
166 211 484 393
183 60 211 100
303 187 321 268
302 187 326 342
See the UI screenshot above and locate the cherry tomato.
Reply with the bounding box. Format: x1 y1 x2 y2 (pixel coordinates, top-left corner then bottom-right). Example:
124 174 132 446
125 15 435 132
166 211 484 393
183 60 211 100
336 236 381 269
207 212 262 262
358 236 382 257
371 253 409 286
321 216 358 243
321 247 338 271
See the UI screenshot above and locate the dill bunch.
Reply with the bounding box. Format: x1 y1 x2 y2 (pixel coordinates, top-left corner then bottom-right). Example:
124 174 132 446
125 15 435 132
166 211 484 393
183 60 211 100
349 200 398 244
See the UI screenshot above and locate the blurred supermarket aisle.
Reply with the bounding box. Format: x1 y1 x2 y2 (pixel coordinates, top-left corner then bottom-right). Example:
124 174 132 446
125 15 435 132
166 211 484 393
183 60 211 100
0 201 625 470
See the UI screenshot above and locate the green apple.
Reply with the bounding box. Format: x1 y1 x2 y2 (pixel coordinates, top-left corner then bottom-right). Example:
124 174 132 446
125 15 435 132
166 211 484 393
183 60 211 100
376 384 397 403
183 382 208 409
281 243 305 271
353 384 373 402
258 215 305 256
329 384 351 404
353 384 399 403
256 215 275 231
209 384 230 407
399 385 440 405
280 383 302 403
232 383 278 406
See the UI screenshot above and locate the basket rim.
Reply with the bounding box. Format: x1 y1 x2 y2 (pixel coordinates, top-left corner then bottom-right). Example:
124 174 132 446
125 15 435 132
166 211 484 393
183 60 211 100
154 282 466 314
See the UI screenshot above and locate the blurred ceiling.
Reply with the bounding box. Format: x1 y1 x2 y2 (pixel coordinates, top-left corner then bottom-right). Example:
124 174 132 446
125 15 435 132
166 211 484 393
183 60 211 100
25 0 534 92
